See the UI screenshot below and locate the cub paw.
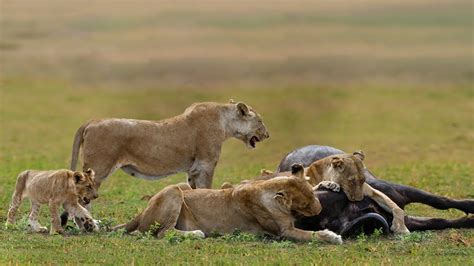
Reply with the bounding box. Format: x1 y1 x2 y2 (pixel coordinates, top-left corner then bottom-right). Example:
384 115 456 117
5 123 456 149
4 222 15 230
28 222 48 233
83 218 99 232
49 228 64 235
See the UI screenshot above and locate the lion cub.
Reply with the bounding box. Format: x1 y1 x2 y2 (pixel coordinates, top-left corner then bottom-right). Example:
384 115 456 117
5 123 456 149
6 169 99 234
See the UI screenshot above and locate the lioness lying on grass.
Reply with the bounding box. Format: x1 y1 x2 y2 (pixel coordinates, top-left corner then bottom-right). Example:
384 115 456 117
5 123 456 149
113 164 343 244
5 169 99 234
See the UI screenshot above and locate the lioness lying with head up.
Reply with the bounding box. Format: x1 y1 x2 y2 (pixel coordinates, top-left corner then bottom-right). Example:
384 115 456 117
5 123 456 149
113 164 342 244
6 169 99 234
257 151 409 234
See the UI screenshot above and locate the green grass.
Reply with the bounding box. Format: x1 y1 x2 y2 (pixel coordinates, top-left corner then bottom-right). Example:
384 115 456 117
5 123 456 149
1 0 473 264
1 80 473 265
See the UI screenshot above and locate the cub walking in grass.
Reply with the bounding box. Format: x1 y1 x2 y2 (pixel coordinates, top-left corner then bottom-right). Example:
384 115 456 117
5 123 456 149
6 169 99 234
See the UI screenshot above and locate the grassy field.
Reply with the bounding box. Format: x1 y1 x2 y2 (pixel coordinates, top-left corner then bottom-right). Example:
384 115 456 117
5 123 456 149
1 0 473 264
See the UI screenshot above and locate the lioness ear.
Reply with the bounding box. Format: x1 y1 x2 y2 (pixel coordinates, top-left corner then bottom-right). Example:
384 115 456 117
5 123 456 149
331 157 345 172
274 191 292 210
74 172 83 183
291 163 305 178
236 102 250 117
353 150 365 161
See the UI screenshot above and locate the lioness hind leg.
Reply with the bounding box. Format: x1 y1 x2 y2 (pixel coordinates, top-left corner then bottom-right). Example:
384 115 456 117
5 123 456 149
137 185 185 237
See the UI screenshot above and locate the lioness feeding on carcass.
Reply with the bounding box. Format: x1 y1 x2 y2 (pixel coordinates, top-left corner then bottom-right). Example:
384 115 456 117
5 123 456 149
257 151 410 234
113 164 343 244
276 145 474 235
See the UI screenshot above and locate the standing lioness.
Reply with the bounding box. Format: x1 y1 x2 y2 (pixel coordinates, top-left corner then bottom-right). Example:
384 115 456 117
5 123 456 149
70 101 269 189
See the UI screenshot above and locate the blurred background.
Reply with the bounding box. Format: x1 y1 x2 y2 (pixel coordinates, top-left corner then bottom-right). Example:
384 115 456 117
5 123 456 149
1 0 472 191
2 0 472 88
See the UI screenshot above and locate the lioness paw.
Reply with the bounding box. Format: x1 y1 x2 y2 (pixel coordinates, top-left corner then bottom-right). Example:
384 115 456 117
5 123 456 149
182 230 205 238
314 229 343 245
318 181 340 192
191 230 205 238
391 222 410 234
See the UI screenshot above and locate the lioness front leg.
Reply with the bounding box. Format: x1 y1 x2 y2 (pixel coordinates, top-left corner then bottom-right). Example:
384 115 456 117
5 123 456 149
187 159 217 189
282 228 342 245
363 183 409 234
316 181 340 192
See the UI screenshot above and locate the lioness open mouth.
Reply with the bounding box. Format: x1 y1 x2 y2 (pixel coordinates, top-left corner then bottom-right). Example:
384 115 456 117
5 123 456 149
249 136 260 148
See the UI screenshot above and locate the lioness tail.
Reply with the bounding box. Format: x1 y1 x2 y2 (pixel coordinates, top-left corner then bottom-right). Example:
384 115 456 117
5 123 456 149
112 213 142 233
70 123 88 170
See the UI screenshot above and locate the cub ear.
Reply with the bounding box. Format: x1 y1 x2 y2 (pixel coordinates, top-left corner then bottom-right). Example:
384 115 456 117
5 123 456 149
84 168 95 177
331 157 345 172
291 163 305 178
73 172 83 183
229 99 236 104
353 150 365 161
260 169 274 176
274 191 292 210
236 102 250 117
